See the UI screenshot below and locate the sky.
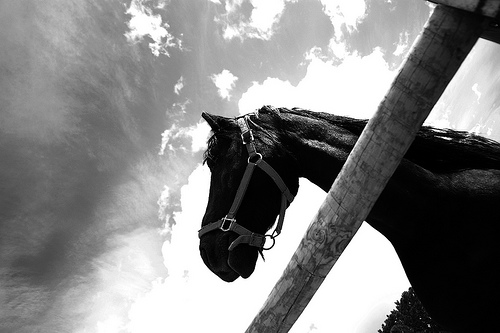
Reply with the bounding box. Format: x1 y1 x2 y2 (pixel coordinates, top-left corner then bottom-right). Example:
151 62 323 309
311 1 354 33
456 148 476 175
1 0 499 332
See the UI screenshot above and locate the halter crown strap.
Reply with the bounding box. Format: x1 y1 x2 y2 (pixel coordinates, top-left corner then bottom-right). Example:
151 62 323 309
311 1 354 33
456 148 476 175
237 117 259 160
198 114 295 253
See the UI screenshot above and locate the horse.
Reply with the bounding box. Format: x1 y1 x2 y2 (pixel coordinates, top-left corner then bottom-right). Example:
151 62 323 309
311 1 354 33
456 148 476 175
198 105 500 332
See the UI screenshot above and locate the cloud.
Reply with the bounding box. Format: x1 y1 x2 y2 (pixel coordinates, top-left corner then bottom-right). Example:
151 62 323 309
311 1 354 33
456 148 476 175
210 69 239 100
246 0 286 36
393 31 410 57
157 185 171 224
87 227 167 333
239 46 395 119
0 1 176 331
125 0 183 56
471 83 482 102
425 105 453 129
424 39 500 142
188 122 212 152
159 120 211 155
174 76 185 95
320 0 367 41
216 0 290 40
127 164 214 333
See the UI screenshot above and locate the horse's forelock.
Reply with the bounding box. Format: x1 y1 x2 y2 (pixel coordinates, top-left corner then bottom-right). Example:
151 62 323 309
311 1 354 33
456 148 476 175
203 134 218 165
203 122 243 165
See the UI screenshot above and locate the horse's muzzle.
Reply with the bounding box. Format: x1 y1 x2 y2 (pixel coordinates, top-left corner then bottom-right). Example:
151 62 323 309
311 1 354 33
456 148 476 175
199 241 240 282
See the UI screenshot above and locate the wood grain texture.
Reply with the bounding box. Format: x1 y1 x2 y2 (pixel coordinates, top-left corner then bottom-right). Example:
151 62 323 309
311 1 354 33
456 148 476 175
245 5 488 333
429 0 500 19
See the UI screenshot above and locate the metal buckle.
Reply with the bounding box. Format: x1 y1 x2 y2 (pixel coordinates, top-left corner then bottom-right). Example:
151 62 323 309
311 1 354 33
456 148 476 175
241 130 254 144
220 217 235 232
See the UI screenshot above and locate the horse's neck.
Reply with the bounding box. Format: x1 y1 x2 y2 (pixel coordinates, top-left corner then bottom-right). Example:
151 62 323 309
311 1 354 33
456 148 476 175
286 118 357 192
283 114 438 241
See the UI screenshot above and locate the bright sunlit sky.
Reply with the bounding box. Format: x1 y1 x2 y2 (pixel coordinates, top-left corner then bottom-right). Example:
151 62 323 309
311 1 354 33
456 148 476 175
1 0 500 332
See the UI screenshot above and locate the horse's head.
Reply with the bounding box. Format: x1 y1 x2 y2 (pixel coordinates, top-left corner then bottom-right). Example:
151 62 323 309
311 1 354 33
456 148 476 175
199 108 299 282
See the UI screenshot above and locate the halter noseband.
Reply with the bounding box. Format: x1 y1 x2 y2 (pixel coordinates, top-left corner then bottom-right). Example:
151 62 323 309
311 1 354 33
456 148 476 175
198 114 295 254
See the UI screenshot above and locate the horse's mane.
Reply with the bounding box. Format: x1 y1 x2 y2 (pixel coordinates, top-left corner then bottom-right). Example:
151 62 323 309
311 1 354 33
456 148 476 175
204 106 500 172
265 106 500 173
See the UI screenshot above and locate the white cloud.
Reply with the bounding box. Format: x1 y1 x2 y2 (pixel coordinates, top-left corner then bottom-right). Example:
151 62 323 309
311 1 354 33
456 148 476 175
320 0 367 41
471 83 482 102
425 104 453 129
248 0 285 35
125 0 183 56
157 185 170 224
161 165 211 277
159 120 211 155
211 69 239 100
127 164 216 333
239 77 296 113
156 0 169 9
217 0 289 40
159 125 178 155
97 316 123 333
217 0 368 42
393 31 410 57
188 121 212 152
328 38 349 60
174 76 185 95
88 228 167 333
239 47 394 119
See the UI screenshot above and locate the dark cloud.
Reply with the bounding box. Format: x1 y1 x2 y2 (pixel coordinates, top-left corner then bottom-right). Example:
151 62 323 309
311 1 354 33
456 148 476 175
0 0 187 330
345 0 432 68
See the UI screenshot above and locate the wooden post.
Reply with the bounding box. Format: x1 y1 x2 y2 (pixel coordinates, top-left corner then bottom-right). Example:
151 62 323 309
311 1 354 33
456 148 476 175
429 0 500 18
428 1 500 44
245 5 489 333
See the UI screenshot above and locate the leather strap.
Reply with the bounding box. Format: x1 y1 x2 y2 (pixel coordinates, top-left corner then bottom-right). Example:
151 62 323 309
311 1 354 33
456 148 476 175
225 162 257 220
198 218 266 250
255 159 294 203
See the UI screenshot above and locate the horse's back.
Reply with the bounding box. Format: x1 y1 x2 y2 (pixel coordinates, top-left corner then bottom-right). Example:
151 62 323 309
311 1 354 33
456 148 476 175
395 168 500 332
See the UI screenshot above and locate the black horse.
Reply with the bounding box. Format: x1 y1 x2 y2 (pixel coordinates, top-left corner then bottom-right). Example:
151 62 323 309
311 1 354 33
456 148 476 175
198 106 500 332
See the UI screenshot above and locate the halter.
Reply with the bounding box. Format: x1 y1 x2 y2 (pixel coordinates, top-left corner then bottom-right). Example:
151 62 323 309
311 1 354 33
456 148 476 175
198 114 295 254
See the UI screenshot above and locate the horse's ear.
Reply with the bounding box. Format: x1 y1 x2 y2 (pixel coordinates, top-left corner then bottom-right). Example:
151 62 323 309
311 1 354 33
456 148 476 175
258 105 279 115
201 112 230 132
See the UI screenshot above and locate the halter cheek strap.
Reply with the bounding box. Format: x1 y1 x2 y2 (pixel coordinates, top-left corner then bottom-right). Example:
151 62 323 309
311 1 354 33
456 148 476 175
198 114 295 253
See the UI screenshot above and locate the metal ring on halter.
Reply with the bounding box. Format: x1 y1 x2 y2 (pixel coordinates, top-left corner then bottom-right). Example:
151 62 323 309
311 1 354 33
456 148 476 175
262 234 276 250
248 153 263 164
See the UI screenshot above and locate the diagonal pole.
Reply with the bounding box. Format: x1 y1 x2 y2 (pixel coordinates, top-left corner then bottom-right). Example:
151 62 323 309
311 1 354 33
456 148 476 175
245 5 490 333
